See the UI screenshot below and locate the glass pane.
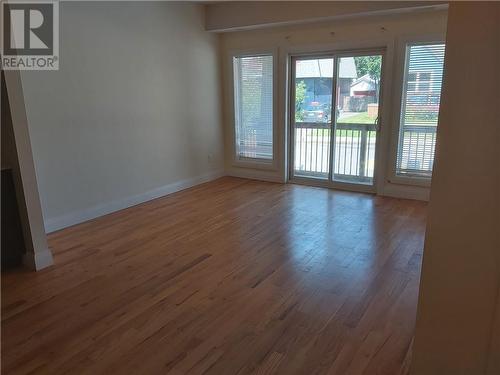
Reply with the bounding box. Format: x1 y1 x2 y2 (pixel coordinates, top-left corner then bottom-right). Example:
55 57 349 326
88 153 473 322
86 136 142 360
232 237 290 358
233 55 273 160
293 58 333 179
396 43 445 177
333 55 382 185
295 58 333 123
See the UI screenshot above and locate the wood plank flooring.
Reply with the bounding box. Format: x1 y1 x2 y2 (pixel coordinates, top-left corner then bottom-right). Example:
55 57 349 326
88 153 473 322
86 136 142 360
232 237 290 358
1 177 427 375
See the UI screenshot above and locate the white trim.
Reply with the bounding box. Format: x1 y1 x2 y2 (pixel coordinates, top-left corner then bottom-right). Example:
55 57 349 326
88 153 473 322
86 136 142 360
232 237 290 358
207 4 449 33
44 170 225 233
23 249 54 271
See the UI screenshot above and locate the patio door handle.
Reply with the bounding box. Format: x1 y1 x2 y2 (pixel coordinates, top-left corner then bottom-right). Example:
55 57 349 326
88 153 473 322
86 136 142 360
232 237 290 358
375 115 381 132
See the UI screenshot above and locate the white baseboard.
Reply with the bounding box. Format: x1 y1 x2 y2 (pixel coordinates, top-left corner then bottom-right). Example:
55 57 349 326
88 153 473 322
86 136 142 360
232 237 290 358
43 169 427 234
380 182 430 201
23 248 54 270
44 170 225 233
226 169 285 183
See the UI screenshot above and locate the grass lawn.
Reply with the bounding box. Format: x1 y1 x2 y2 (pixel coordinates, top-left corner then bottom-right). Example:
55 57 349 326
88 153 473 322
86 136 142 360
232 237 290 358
338 111 437 125
338 112 377 124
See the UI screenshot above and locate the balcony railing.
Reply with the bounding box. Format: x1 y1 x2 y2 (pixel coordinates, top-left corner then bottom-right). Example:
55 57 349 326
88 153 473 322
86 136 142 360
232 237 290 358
294 122 331 178
294 122 438 182
294 122 376 183
333 123 376 183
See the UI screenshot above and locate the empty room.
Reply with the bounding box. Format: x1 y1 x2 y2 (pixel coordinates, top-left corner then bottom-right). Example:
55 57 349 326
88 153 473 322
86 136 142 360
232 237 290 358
1 1 498 374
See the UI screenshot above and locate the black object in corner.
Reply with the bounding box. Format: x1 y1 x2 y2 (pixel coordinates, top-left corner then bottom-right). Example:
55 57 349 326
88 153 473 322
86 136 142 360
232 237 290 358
1 168 26 270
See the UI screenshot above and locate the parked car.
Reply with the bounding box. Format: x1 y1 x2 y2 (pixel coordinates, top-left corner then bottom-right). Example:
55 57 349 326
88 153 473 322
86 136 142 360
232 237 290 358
302 102 330 123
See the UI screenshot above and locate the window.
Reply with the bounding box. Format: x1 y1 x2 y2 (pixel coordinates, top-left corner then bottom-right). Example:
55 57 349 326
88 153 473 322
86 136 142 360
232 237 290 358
233 54 273 161
396 43 445 178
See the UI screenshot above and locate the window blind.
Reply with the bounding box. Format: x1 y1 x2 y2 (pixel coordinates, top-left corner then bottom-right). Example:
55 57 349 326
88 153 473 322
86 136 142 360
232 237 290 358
396 43 445 178
233 55 273 160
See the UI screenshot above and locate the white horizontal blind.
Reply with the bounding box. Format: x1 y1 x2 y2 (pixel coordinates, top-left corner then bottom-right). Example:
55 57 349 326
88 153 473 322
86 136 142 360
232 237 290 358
396 43 445 178
233 55 273 160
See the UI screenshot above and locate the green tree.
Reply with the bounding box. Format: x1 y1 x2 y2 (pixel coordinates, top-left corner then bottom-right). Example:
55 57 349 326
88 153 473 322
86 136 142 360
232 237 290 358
295 80 307 121
354 56 382 100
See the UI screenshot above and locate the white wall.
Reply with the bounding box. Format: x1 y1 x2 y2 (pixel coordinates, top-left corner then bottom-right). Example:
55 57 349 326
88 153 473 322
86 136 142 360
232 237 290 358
220 9 448 199
20 2 224 232
411 3 500 374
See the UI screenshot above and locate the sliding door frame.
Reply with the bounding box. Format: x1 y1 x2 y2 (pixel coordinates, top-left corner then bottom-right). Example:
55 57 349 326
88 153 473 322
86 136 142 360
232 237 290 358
289 52 336 184
287 47 388 194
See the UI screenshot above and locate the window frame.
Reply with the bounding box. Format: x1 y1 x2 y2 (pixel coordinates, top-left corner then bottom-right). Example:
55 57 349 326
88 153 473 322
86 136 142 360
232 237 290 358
228 49 278 170
388 35 446 187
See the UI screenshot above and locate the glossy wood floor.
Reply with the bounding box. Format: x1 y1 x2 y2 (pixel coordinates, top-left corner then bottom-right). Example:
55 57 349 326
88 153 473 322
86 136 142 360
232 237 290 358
2 177 427 375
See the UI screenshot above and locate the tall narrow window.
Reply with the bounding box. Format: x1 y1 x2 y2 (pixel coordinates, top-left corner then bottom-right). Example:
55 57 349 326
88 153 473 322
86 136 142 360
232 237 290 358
233 55 273 160
396 43 445 178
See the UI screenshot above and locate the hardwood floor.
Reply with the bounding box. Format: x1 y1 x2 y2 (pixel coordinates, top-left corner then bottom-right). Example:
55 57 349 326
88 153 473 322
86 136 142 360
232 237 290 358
1 177 427 375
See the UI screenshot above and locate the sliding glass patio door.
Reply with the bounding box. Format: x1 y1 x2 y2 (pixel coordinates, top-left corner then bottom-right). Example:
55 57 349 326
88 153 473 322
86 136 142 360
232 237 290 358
290 51 384 190
291 57 333 180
